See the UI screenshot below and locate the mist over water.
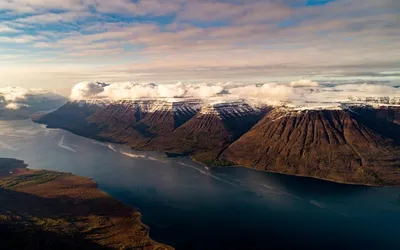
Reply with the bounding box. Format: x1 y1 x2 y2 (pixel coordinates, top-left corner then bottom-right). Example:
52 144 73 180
1 119 399 250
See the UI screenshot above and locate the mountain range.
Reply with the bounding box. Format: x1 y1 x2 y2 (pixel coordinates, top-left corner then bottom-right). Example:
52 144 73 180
34 98 400 186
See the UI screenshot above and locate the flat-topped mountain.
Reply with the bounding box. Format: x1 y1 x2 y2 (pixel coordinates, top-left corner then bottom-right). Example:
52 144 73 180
34 98 400 185
223 106 400 186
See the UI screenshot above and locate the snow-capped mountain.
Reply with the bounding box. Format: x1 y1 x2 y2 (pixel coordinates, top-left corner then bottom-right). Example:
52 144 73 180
34 97 400 185
199 101 259 119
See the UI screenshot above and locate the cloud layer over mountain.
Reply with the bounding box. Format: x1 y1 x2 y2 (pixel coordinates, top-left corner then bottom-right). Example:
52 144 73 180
69 81 400 106
70 81 226 100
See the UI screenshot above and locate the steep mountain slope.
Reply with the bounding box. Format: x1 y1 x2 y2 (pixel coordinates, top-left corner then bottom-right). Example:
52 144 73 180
135 100 202 137
35 99 203 146
347 105 400 126
86 100 202 146
148 102 264 163
222 107 400 185
86 100 156 144
34 100 108 139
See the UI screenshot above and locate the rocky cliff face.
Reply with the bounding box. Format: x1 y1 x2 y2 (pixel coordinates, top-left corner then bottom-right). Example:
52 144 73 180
222 107 400 185
34 100 107 138
135 100 202 137
84 100 203 146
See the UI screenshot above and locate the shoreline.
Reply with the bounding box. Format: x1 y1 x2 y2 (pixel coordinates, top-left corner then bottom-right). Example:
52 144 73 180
225 165 383 187
189 156 382 187
0 157 174 250
31 118 393 187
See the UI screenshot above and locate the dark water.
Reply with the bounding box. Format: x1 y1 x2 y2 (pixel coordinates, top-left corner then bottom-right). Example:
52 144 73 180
1 120 399 250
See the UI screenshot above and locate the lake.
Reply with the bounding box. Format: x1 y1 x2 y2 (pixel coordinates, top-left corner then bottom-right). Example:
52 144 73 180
1 119 399 250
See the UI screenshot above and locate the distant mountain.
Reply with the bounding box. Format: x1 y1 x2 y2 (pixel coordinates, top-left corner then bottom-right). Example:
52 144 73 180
0 89 67 120
34 99 400 186
346 96 400 105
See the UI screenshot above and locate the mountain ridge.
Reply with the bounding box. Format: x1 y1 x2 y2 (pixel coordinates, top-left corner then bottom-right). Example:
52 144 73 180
33 99 400 186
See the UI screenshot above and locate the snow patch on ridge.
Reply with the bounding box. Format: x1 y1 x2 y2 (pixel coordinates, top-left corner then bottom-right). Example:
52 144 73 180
199 101 260 119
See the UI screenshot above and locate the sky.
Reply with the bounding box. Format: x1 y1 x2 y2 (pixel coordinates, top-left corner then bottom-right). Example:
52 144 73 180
0 0 399 96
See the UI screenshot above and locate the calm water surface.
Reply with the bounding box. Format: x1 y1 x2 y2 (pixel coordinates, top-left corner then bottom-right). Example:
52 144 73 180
1 120 399 250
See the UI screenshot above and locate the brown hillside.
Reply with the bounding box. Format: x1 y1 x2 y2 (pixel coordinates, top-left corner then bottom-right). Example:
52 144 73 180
148 102 263 163
223 108 400 186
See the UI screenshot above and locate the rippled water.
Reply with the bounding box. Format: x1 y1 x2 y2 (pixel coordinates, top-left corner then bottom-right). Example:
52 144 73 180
1 120 400 250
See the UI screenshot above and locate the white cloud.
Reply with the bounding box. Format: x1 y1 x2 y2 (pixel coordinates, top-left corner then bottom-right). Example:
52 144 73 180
68 81 400 108
5 102 28 109
229 83 294 101
0 86 30 102
0 86 66 110
15 12 92 24
0 0 182 15
334 83 399 96
70 81 109 100
291 83 400 106
70 81 225 100
0 35 38 44
0 25 18 33
290 79 319 87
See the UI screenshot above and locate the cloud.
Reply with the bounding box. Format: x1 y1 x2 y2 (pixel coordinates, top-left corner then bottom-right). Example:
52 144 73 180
334 83 399 96
68 81 298 102
1 0 400 88
229 83 294 101
0 25 18 33
0 0 182 15
0 35 39 44
0 86 30 102
5 102 28 110
70 81 109 100
70 81 225 100
68 81 400 108
291 83 400 105
15 12 92 24
177 1 291 23
290 79 319 87
0 86 66 110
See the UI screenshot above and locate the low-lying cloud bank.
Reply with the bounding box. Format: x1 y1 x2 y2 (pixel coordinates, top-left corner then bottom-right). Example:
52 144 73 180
70 82 225 100
0 86 66 110
69 81 400 105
